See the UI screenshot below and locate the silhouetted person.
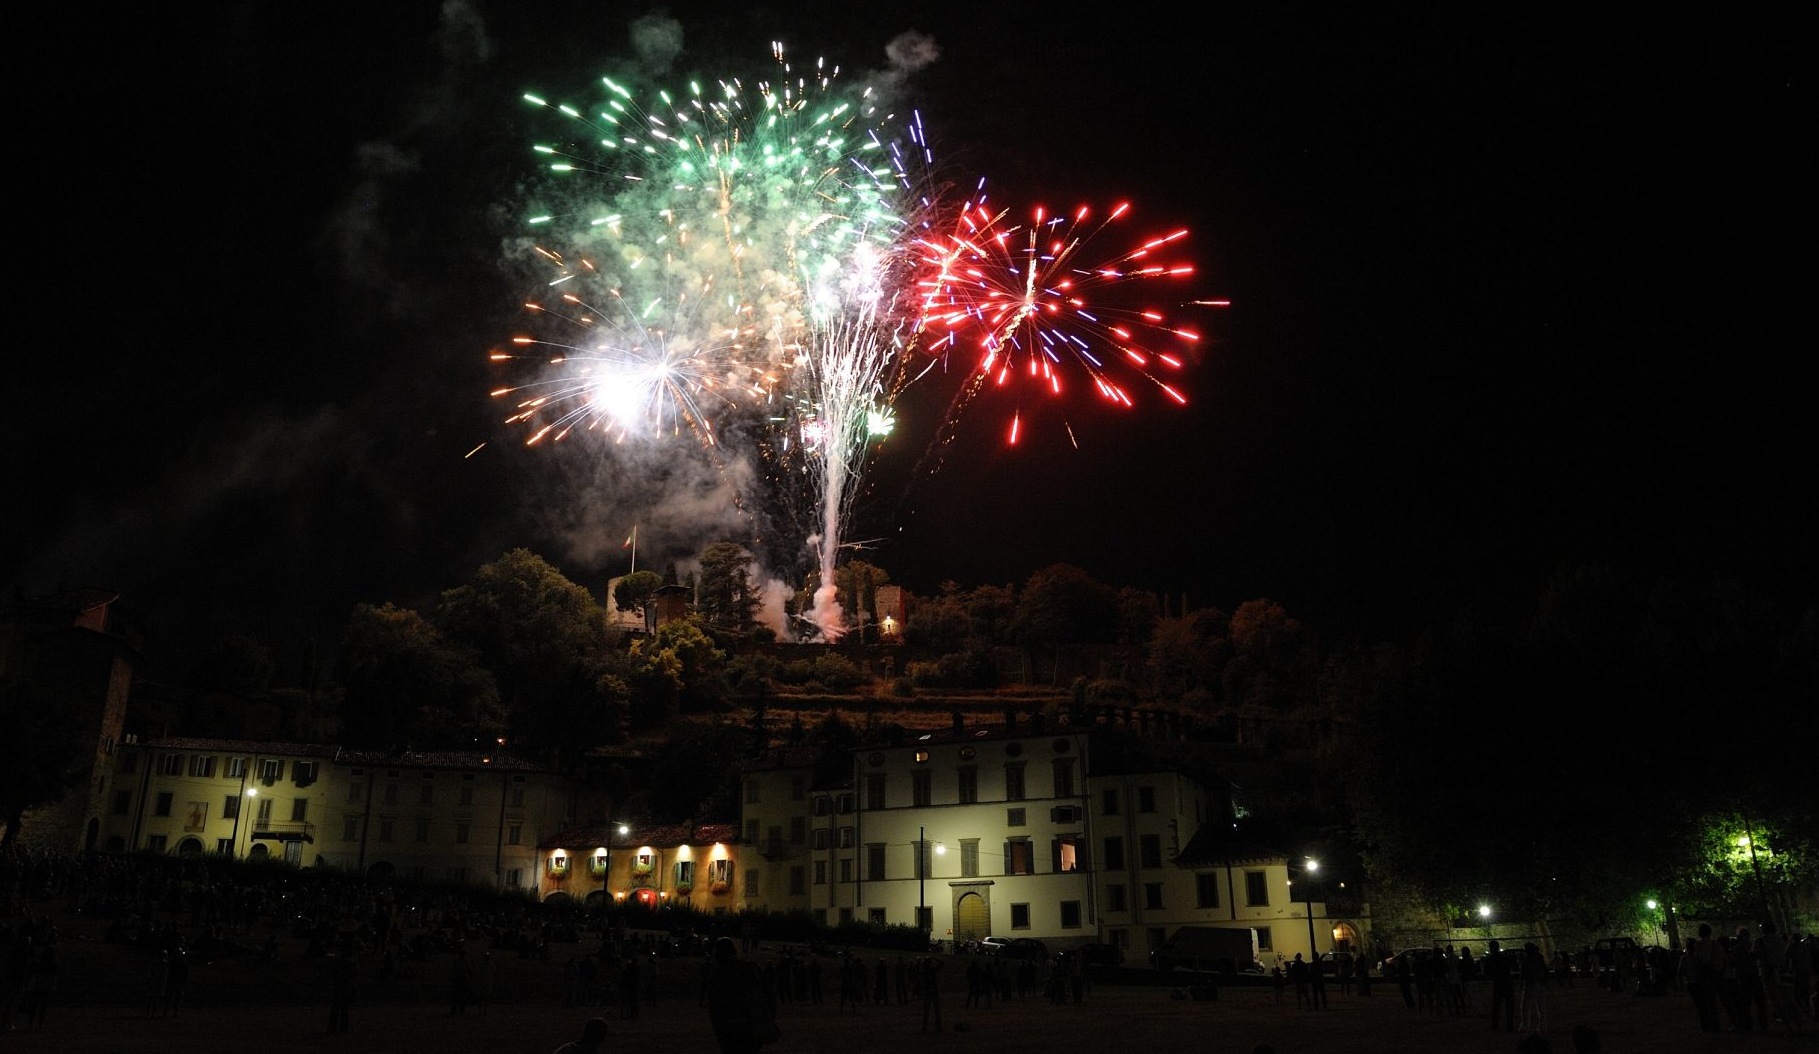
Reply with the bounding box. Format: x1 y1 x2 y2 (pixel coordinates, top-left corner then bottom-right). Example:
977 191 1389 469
706 937 775 1053
327 950 356 1033
1485 940 1516 1032
552 1016 608 1054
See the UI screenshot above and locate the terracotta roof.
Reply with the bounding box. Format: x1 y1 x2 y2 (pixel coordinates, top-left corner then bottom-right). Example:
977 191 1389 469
136 738 544 771
539 821 737 852
1172 827 1287 868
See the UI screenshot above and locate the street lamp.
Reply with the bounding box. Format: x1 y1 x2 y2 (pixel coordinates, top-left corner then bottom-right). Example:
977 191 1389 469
598 822 630 907
1301 858 1321 962
917 827 944 947
230 787 257 859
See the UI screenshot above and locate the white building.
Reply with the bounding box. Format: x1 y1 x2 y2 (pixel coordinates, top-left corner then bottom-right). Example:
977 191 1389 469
98 737 572 893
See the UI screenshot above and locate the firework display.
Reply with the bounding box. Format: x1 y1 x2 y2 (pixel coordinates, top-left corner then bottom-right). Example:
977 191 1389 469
489 39 1216 637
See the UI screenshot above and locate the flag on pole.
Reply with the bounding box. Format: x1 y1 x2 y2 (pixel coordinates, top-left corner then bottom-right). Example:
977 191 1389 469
623 526 637 549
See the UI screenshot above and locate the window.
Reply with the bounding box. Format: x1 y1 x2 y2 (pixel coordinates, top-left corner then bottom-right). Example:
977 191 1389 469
415 818 431 843
342 817 360 841
742 868 759 898
225 756 246 779
258 759 284 783
1007 808 1026 827
811 829 829 850
1143 883 1164 910
1004 763 1026 801
291 799 308 823
454 822 470 845
838 859 853 883
549 855 570 875
1103 836 1125 871
866 843 887 881
1010 903 1031 930
112 791 131 816
293 761 318 786
509 786 525 807
1101 787 1120 815
379 819 394 843
348 781 365 804
837 827 855 849
1255 926 1273 951
159 754 183 776
256 797 273 823
1054 835 1084 872
188 755 216 778
506 868 523 888
1052 759 1075 798
837 793 855 814
812 797 831 817
789 816 806 845
146 834 167 853
789 866 806 895
507 823 523 845
1139 833 1162 869
1005 839 1034 876
216 838 233 854
222 795 240 820
1245 870 1269 907
865 775 885 810
869 908 887 926
675 861 695 889
154 792 173 817
960 839 979 878
813 860 827 886
957 767 978 804
912 771 932 807
1138 785 1156 813
1106 883 1127 912
744 819 760 844
1196 872 1221 909
1060 901 1083 929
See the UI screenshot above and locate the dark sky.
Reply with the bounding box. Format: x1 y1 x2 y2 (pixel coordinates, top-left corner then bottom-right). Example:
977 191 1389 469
8 4 1812 679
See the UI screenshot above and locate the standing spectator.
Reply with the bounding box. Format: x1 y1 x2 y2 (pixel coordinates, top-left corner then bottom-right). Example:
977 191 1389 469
706 937 775 1054
1485 940 1517 1032
1518 942 1551 1034
1308 952 1329 1009
1683 927 1725 1032
22 944 58 1032
1287 954 1310 1008
1753 920 1803 1035
163 946 190 1016
327 947 357 1034
1731 926 1768 1031
919 955 944 1033
448 946 472 1016
474 951 496 1015
619 954 641 1020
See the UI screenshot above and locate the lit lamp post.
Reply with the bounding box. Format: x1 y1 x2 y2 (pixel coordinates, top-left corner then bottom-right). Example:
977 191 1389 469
1301 858 1321 962
598 822 630 906
231 787 257 859
918 827 944 947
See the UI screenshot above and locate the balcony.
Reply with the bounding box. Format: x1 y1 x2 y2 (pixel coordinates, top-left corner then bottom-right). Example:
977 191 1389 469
250 819 315 844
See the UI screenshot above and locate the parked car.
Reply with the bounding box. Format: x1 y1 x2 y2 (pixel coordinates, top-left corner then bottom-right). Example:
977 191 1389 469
1076 942 1125 968
978 936 1049 961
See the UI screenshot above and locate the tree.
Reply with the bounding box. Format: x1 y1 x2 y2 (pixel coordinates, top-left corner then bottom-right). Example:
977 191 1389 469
430 549 615 767
334 602 503 749
612 570 665 627
0 680 85 853
627 616 728 729
695 541 759 635
1011 565 1118 683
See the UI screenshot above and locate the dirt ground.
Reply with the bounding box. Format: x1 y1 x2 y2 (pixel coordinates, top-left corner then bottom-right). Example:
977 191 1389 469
5 906 1815 1054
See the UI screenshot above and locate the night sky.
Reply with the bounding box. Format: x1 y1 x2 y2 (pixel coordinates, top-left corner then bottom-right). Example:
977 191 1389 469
8 4 1811 679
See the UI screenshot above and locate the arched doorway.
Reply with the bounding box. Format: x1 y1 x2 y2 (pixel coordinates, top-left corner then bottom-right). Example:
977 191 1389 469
1331 921 1360 954
176 837 204 857
955 891 989 943
633 888 658 909
248 843 270 861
